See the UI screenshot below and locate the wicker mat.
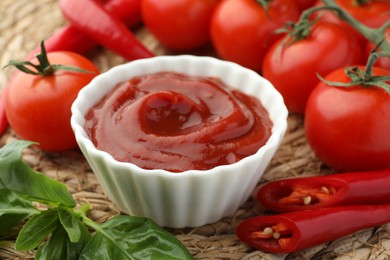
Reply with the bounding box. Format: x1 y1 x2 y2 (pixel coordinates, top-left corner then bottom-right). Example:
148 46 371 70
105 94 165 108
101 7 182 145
1 1 390 259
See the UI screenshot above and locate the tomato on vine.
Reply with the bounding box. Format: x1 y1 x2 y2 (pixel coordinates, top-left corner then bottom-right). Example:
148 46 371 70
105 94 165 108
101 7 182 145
5 42 99 151
210 0 300 72
141 0 220 51
305 53 390 172
262 19 363 114
293 0 317 11
314 0 390 46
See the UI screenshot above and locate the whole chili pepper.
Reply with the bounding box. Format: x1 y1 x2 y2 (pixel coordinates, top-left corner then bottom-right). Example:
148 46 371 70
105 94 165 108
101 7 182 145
27 0 143 59
4 0 144 137
0 89 8 135
257 169 390 212
101 0 142 27
59 0 154 61
236 204 390 254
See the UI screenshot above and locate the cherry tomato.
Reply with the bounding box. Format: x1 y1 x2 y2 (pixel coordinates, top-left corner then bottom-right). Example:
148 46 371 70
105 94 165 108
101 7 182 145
304 66 390 172
315 0 390 46
141 0 220 51
364 28 390 71
262 21 363 114
210 0 300 72
6 51 99 151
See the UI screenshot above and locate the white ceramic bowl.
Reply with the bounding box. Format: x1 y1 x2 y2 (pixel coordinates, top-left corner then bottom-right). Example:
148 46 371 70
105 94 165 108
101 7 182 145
71 55 288 228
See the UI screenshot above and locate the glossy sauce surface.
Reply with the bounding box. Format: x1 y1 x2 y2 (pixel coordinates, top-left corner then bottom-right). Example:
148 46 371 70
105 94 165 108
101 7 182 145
84 72 273 172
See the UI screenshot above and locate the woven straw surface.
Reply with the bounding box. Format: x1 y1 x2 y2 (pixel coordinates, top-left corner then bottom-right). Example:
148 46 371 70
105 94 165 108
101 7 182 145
1 1 390 259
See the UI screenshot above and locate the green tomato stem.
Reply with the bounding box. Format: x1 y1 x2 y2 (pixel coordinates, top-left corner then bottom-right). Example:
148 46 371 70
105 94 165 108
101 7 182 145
256 0 268 8
354 0 371 6
3 41 96 76
287 0 390 53
364 51 390 83
316 51 390 93
321 0 390 52
294 0 390 91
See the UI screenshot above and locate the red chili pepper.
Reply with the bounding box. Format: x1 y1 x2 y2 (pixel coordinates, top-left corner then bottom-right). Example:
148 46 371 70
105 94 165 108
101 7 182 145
102 0 142 27
236 204 390 254
59 0 154 61
27 0 143 59
257 169 390 212
0 88 8 135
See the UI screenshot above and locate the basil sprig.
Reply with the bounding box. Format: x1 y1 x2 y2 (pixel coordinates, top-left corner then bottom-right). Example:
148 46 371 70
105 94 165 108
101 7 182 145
0 141 192 260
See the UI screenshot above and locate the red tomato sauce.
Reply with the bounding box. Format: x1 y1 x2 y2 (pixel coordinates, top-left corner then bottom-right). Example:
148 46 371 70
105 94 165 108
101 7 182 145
84 72 273 172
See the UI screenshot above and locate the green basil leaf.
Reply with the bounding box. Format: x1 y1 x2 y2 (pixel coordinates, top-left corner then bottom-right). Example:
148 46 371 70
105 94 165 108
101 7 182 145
35 221 91 260
58 208 83 243
80 215 193 260
15 209 59 251
0 141 76 208
0 189 40 234
79 232 130 260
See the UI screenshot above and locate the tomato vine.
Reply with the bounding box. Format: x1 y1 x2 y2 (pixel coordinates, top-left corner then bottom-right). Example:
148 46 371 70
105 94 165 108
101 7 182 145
321 0 390 52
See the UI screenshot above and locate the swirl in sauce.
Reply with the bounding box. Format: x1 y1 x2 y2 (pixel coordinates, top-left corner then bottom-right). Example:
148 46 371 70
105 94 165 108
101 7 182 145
84 72 273 172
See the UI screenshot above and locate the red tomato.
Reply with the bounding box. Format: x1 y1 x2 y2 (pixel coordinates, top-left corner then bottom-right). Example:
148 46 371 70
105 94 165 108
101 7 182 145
210 0 300 72
262 21 363 114
315 0 390 46
364 28 390 71
305 66 390 172
141 0 220 51
293 0 317 11
6 51 99 151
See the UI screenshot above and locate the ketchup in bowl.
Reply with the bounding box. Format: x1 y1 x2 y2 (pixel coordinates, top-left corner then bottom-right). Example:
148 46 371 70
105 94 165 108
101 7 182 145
84 72 273 172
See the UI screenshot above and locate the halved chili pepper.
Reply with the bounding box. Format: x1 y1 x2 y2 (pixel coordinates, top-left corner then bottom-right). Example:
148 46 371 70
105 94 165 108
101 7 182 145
236 204 390 254
27 0 143 60
59 0 154 61
257 169 390 212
